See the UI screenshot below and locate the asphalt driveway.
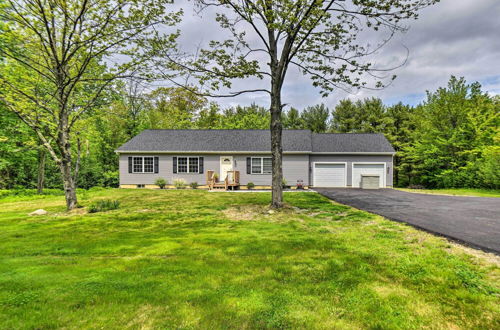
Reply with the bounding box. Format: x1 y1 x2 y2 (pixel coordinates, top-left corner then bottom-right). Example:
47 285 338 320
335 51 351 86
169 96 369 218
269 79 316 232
316 188 500 254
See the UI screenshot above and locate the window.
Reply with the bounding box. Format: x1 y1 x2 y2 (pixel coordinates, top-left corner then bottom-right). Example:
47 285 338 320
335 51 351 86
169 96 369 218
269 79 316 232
144 157 154 173
177 157 188 173
177 157 200 173
251 157 272 174
189 157 199 173
133 157 143 173
133 157 154 173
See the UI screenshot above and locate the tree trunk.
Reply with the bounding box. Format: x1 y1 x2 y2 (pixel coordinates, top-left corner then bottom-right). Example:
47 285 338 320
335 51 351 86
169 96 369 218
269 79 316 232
58 112 78 210
270 89 283 208
37 146 46 194
60 157 78 210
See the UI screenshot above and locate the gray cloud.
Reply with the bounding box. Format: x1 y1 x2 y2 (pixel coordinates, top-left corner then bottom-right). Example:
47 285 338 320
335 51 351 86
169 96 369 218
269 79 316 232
169 0 500 110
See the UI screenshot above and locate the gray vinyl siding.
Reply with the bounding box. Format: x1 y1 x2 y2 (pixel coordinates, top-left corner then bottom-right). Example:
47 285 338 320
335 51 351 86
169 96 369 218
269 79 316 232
119 154 219 185
119 154 310 186
309 155 393 187
232 154 309 186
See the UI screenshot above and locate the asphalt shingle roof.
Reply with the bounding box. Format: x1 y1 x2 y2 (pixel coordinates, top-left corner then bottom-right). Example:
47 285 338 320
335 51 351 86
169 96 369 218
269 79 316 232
311 133 395 153
116 129 395 153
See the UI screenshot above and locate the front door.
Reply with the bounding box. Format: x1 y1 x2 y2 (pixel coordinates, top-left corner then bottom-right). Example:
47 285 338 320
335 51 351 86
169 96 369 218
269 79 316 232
220 156 233 180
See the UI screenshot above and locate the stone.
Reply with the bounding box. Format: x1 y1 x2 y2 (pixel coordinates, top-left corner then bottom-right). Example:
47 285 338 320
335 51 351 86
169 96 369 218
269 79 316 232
267 210 275 214
29 209 48 216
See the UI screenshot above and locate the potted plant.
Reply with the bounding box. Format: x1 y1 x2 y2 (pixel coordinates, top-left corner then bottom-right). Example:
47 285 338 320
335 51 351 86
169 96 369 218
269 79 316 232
247 182 255 190
213 173 219 182
190 182 198 189
296 179 304 190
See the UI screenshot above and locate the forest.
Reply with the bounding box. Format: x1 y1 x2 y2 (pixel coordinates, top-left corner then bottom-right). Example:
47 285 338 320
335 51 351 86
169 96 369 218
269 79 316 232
0 0 498 198
1 76 498 191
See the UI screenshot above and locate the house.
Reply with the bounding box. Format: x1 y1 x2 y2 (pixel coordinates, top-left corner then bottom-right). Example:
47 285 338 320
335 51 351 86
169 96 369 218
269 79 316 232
116 129 395 189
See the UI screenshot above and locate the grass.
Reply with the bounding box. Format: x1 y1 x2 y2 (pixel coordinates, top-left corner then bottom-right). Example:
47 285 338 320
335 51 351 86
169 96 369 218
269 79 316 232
0 189 499 329
397 188 500 198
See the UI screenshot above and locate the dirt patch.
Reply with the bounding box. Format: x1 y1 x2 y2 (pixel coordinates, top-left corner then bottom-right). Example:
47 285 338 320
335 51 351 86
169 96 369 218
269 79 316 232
222 205 267 221
448 242 500 266
222 203 302 221
51 208 88 217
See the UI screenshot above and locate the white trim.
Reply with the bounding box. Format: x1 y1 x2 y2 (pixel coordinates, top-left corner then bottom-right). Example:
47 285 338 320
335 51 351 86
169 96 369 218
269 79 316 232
117 150 395 155
351 162 386 188
312 162 347 187
250 156 272 175
132 156 155 174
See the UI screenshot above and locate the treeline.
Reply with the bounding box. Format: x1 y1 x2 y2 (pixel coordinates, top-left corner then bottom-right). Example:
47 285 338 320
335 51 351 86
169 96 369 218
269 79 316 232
0 76 498 190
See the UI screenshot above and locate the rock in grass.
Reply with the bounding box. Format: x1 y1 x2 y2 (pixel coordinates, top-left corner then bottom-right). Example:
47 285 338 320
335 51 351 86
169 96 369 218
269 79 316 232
29 209 48 216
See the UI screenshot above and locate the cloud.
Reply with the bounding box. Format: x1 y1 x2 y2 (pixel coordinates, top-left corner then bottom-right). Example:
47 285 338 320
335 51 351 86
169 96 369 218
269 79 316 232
169 0 500 109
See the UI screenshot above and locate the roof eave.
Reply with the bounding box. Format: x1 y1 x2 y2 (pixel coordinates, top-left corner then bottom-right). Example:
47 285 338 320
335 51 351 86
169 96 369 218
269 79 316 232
115 150 395 155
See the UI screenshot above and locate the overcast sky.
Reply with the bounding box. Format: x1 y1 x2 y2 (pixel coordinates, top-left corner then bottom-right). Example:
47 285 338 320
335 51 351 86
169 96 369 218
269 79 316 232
170 0 500 110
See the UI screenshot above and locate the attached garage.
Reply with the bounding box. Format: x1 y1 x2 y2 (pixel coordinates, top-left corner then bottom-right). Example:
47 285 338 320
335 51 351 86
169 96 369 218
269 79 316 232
313 163 346 187
352 163 385 188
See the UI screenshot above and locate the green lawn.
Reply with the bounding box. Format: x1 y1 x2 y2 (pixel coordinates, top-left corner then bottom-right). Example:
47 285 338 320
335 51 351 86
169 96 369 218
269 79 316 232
396 188 500 198
0 189 499 329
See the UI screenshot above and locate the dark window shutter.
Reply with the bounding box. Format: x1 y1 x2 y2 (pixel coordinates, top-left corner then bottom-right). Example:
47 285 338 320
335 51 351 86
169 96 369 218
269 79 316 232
199 157 204 174
154 157 159 173
128 157 132 173
246 157 251 174
173 157 177 173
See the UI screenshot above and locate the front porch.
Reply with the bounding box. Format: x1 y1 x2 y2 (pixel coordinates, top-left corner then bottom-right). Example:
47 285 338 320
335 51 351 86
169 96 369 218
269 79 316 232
206 170 240 190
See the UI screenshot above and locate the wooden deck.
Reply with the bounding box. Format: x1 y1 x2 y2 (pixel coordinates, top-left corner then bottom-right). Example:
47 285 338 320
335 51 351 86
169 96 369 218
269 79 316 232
207 170 240 190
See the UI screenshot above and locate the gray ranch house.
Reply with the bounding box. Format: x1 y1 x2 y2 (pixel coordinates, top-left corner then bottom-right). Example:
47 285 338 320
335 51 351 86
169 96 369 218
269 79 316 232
116 129 395 189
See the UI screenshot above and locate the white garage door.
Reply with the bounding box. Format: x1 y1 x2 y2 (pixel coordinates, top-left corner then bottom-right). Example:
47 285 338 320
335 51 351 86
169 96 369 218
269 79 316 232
352 164 385 188
314 163 346 187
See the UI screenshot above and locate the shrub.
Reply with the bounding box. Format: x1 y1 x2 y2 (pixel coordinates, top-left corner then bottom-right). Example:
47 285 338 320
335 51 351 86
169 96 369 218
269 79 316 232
102 171 119 188
190 182 198 189
88 199 120 213
174 179 187 189
282 178 288 188
155 178 168 189
247 182 255 190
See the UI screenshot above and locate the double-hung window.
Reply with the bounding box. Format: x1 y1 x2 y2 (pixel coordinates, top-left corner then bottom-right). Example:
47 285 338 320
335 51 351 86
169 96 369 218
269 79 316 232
251 157 272 174
132 156 155 173
176 157 200 173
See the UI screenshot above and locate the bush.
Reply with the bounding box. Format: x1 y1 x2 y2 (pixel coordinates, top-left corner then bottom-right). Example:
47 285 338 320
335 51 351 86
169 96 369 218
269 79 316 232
155 178 168 189
88 199 120 213
190 182 198 189
282 178 288 188
102 171 119 188
247 182 255 190
174 179 187 189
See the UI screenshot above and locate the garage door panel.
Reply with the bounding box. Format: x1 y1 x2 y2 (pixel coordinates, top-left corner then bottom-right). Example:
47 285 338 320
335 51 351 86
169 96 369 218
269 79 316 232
353 164 384 188
314 163 346 187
